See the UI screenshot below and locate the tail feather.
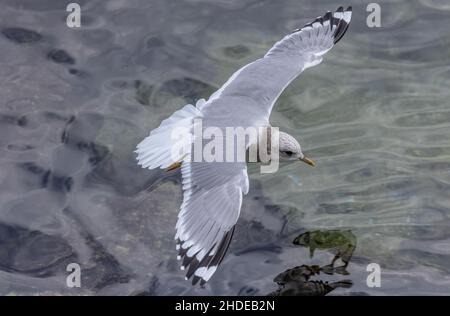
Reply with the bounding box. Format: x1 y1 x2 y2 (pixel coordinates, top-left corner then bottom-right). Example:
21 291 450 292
135 101 203 169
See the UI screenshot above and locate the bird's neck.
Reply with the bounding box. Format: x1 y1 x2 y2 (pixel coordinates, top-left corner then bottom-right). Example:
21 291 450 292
246 126 273 163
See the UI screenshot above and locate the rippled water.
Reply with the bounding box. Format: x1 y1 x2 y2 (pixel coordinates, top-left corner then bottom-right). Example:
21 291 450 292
1 0 450 295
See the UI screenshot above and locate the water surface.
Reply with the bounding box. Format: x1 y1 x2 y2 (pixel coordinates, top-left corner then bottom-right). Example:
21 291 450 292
0 0 450 295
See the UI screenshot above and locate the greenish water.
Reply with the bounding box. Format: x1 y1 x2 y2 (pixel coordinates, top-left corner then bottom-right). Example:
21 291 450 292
0 0 450 295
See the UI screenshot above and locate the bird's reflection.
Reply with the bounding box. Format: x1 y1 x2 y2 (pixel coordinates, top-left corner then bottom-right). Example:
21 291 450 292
268 230 357 296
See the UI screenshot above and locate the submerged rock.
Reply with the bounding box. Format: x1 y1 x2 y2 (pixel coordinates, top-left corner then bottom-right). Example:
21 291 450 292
2 27 42 44
47 49 75 65
0 223 76 277
68 68 88 77
293 229 357 268
134 80 154 105
135 77 216 108
79 231 131 290
223 44 251 59
0 114 27 127
18 162 74 193
269 264 352 296
155 77 216 105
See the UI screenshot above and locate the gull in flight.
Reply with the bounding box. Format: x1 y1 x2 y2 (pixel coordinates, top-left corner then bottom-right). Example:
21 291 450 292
136 6 352 285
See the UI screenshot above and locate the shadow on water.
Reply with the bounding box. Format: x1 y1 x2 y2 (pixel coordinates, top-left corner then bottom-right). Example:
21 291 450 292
268 230 357 296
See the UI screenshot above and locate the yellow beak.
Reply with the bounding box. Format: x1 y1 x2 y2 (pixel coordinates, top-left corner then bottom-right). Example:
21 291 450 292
299 156 316 167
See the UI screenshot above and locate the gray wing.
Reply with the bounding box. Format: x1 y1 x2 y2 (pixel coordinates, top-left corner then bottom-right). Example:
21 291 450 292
169 7 352 285
201 6 352 127
175 161 248 285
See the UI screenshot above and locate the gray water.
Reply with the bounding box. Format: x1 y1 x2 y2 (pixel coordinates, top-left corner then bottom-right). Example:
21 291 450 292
0 0 450 296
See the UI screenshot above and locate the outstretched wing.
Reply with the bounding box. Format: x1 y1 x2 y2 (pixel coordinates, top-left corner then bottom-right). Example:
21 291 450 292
176 161 249 285
201 6 352 127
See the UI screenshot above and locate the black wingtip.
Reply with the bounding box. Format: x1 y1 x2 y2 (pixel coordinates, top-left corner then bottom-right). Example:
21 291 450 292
192 275 201 286
179 226 236 286
291 6 353 38
333 6 353 44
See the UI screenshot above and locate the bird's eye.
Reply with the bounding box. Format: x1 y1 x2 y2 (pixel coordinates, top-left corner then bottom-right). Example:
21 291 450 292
285 151 293 156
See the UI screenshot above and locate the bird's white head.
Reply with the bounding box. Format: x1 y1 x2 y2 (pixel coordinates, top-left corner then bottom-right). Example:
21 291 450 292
279 131 315 166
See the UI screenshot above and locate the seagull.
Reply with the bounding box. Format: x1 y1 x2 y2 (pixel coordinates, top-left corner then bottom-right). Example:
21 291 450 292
135 6 352 285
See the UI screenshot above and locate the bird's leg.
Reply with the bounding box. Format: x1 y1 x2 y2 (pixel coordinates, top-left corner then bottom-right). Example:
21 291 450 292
165 161 183 171
165 154 188 171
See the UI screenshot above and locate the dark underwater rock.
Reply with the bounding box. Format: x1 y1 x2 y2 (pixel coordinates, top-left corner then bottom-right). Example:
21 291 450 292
68 68 88 77
223 44 251 59
80 233 131 290
47 49 75 65
2 27 42 44
156 77 216 104
6 144 34 151
62 208 131 290
0 114 27 127
0 223 76 277
18 162 73 193
134 80 154 105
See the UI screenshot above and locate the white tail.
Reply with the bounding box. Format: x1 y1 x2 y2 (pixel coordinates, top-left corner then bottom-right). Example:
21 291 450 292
135 100 204 169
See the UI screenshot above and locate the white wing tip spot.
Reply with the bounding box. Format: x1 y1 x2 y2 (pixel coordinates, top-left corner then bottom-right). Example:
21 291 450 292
194 266 218 282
